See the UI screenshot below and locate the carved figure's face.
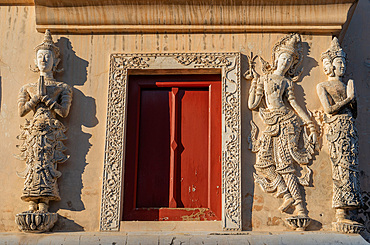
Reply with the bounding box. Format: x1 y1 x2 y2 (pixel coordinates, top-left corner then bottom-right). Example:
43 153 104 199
332 57 346 77
322 58 334 76
36 49 54 73
276 52 293 74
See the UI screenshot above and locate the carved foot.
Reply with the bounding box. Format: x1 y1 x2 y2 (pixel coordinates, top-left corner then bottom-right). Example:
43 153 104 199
285 216 311 231
38 201 49 213
15 211 58 233
279 197 294 213
28 201 37 212
333 221 365 234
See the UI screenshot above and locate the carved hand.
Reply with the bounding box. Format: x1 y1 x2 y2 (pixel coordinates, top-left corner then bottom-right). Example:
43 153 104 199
41 95 56 108
309 131 318 145
41 95 49 103
31 95 41 105
244 69 259 80
346 79 356 100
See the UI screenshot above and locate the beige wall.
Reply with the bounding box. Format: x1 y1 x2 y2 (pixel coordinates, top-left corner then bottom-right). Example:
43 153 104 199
0 0 368 232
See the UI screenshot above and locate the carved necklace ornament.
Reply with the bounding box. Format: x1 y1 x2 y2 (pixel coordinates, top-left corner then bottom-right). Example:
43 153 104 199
246 33 317 231
15 30 72 233
316 37 364 234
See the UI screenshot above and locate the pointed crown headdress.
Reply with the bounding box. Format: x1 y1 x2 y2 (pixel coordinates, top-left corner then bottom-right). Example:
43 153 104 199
271 33 303 76
321 37 346 61
34 29 60 58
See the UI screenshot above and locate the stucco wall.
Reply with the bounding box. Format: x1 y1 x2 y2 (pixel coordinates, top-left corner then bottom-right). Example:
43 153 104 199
0 0 368 232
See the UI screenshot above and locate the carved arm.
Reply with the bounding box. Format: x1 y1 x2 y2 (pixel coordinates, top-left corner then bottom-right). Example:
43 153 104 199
286 81 316 136
248 77 264 110
42 85 73 118
18 86 39 117
316 83 352 115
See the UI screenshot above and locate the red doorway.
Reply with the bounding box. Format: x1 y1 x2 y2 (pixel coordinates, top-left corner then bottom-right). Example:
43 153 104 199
123 74 221 221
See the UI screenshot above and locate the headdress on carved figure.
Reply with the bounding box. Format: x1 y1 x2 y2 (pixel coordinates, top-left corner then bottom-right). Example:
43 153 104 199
260 33 303 78
34 29 60 58
272 33 302 75
32 29 63 73
321 37 346 62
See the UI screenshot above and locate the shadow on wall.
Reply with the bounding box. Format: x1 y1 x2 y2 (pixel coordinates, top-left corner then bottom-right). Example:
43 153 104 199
294 41 319 111
52 214 84 232
49 37 98 230
241 53 255 231
0 73 2 112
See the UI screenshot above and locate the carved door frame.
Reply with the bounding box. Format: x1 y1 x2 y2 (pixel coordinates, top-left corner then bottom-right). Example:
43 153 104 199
100 52 242 231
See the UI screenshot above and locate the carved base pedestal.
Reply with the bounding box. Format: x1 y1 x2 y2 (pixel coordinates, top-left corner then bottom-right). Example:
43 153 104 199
285 216 311 231
333 221 365 234
15 211 58 233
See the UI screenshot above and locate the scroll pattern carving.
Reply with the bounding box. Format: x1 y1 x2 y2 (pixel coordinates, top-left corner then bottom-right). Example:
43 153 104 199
101 53 241 231
100 55 149 231
174 54 231 67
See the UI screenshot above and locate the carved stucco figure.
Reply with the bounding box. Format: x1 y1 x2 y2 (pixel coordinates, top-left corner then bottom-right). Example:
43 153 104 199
15 30 72 233
316 37 364 233
246 33 317 230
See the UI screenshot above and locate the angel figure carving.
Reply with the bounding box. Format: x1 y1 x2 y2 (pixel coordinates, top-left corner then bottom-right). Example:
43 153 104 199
16 30 72 215
246 33 317 218
316 37 364 233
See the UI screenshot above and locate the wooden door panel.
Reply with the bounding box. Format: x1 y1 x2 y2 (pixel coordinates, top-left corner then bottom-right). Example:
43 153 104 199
136 89 171 208
123 75 221 221
209 82 222 218
179 89 209 208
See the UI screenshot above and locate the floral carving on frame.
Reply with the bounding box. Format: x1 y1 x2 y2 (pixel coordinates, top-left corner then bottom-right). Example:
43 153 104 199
100 53 241 231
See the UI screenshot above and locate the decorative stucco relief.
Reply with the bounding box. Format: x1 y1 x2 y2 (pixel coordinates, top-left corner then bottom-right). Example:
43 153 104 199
101 53 241 231
246 33 318 231
15 30 73 233
316 37 364 234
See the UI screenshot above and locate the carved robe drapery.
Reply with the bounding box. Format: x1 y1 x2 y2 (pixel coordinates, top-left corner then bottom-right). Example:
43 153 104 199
17 80 72 202
326 112 362 209
252 106 314 200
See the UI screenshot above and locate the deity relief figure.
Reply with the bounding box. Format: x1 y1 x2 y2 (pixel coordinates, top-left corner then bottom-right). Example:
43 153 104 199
316 37 364 233
15 30 72 232
246 34 317 229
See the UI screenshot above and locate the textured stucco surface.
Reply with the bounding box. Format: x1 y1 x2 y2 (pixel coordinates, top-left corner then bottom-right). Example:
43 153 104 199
0 0 368 235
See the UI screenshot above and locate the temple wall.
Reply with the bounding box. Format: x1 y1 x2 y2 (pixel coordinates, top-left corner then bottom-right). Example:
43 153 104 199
0 0 368 233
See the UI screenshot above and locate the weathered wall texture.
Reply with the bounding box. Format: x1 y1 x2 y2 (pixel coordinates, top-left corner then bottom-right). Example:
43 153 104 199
0 0 368 232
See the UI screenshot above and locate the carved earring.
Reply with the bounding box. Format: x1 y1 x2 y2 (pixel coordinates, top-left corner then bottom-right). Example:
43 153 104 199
52 58 64 73
30 59 40 73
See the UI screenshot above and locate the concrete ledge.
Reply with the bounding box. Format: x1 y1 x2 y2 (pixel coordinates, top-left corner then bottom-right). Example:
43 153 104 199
33 0 357 34
0 231 368 245
120 221 223 232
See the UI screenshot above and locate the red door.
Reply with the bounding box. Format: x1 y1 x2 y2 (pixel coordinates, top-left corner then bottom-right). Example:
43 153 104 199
123 74 221 221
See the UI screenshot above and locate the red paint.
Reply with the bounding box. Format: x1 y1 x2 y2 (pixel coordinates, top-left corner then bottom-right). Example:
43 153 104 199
123 74 221 221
